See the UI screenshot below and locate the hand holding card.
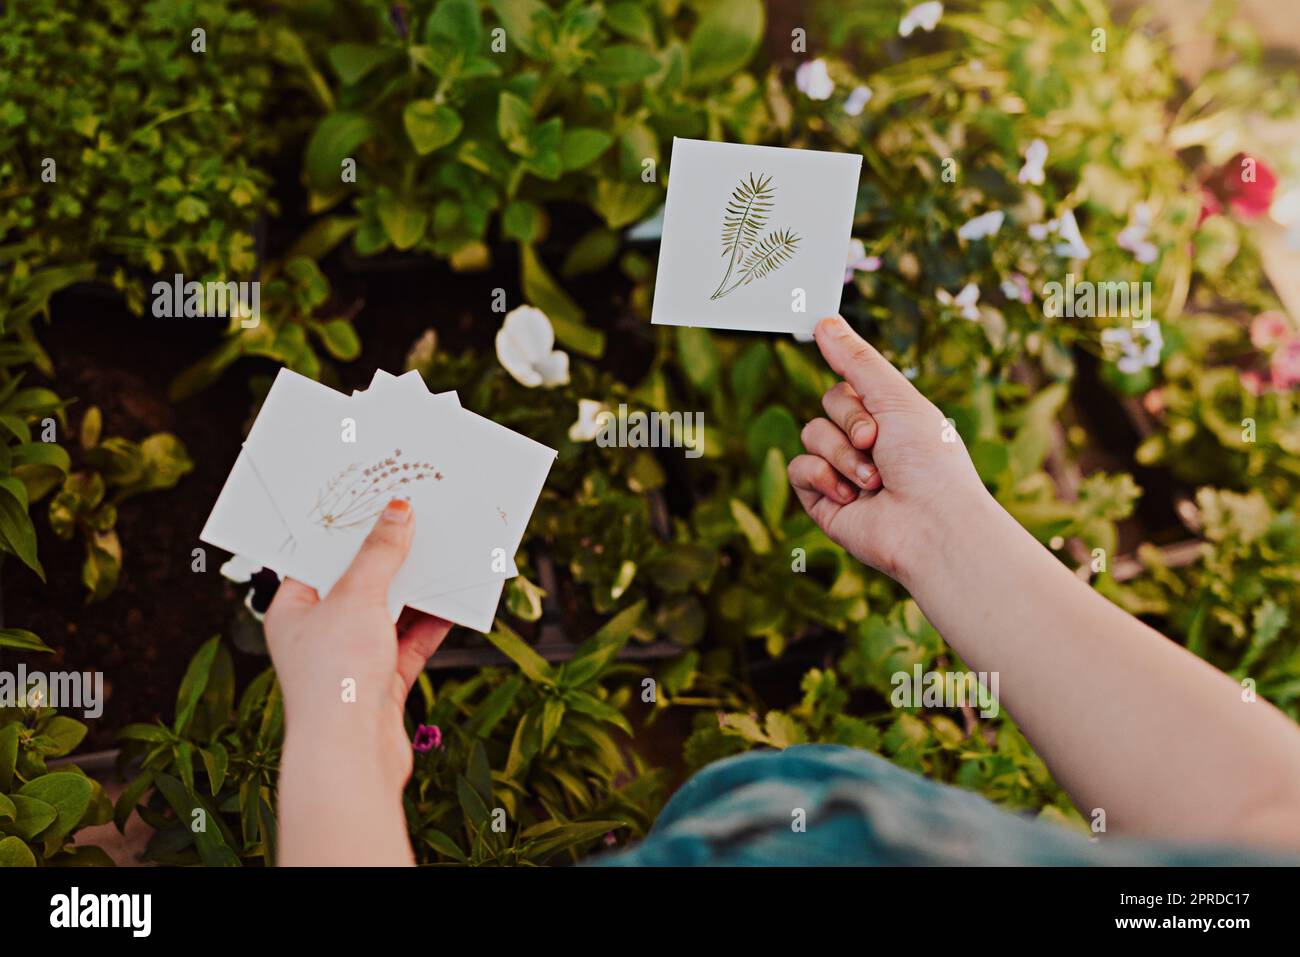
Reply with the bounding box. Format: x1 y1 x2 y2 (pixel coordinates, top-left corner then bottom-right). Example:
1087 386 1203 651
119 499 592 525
201 368 556 632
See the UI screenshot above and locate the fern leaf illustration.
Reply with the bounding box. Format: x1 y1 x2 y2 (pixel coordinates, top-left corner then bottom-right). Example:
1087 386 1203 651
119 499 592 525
719 172 773 256
737 229 801 285
712 173 774 299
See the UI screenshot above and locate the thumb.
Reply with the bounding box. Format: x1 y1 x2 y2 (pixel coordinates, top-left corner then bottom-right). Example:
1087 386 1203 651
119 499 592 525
331 499 415 603
813 315 921 414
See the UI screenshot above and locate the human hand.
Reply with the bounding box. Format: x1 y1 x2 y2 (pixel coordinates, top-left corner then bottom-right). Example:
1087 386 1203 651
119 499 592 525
264 499 451 789
788 316 994 587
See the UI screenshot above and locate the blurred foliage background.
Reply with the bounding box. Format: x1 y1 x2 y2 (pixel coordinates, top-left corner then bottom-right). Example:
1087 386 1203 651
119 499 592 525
2 0 1300 864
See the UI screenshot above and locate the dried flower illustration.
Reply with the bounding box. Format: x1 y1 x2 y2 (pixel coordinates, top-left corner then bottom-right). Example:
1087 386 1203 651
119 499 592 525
710 172 801 301
309 449 442 530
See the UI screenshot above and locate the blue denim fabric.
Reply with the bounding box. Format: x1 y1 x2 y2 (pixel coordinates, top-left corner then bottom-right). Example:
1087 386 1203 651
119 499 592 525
592 744 1298 866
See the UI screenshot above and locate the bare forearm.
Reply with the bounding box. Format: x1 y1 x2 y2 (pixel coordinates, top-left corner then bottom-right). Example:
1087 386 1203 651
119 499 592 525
906 492 1300 849
277 723 414 866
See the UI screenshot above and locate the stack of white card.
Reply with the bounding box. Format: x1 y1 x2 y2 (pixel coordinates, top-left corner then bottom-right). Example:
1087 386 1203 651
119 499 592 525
201 368 557 632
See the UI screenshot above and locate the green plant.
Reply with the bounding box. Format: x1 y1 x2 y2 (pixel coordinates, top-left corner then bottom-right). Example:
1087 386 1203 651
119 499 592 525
0 0 281 309
49 406 194 601
405 602 666 864
115 636 281 865
282 0 770 353
0 703 114 866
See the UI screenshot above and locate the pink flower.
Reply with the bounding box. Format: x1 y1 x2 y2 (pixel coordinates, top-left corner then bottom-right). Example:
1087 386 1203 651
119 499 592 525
1250 310 1292 350
1240 369 1268 396
412 723 442 752
1269 339 1300 391
1203 154 1278 221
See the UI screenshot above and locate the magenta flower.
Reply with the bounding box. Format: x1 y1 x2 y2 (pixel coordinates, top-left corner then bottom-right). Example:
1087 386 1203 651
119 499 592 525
1270 339 1300 391
412 723 442 752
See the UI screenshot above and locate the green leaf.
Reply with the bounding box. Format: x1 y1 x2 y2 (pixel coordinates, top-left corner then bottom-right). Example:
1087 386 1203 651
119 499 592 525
377 191 429 251
17 773 92 851
497 90 533 154
562 601 644 687
9 795 56 840
759 447 789 530
0 722 18 791
427 0 483 49
485 622 554 685
564 690 632 736
314 319 362 361
489 0 551 59
606 2 656 44
174 636 220 736
561 227 619 278
729 499 772 554
304 112 376 192
200 742 228 796
0 835 36 867
404 100 463 155
327 43 397 85
587 44 660 85
540 697 566 749
0 478 42 580
420 828 467 861
0 628 51 653
745 405 802 465
465 674 524 738
592 180 660 229
40 716 87 758
152 771 240 867
675 327 719 391
520 244 603 357
560 128 614 171
522 819 622 861
1008 383 1068 481
0 793 15 821
687 0 763 88
502 200 542 243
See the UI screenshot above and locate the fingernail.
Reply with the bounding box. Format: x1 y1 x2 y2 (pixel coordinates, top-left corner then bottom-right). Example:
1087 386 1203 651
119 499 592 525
855 464 875 486
381 499 412 524
851 423 870 445
837 482 857 501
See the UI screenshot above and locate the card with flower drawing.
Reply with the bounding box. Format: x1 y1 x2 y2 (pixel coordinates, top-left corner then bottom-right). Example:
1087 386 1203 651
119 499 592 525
650 138 862 336
200 368 554 632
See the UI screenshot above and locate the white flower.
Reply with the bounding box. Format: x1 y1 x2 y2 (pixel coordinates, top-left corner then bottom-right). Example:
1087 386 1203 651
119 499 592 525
1116 202 1157 264
844 84 874 116
899 2 943 37
795 59 834 101
568 399 610 442
937 283 980 321
1028 219 1055 241
220 555 261 583
495 305 570 388
844 238 882 282
1053 209 1091 260
957 210 1005 242
1000 273 1032 303
1018 139 1048 185
1102 321 1163 374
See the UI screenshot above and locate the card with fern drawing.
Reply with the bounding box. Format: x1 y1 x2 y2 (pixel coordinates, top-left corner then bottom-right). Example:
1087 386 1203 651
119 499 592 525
651 138 862 335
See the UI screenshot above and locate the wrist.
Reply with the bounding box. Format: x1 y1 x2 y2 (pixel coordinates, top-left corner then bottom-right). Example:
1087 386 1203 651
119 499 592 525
897 485 1010 596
